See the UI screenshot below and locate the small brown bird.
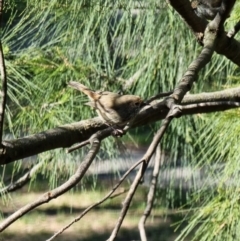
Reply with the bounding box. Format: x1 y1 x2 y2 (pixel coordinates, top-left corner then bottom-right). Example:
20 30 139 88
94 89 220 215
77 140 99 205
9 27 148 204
68 81 146 127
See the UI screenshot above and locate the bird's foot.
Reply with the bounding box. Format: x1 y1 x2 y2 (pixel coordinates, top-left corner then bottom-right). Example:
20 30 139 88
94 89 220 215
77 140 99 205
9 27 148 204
110 126 125 137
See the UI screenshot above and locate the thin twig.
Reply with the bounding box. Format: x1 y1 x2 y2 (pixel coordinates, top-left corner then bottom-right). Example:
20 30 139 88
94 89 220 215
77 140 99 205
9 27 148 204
67 140 91 152
46 158 145 241
0 129 111 232
146 91 173 104
0 0 7 144
67 127 112 153
0 158 51 196
109 188 129 199
138 146 162 241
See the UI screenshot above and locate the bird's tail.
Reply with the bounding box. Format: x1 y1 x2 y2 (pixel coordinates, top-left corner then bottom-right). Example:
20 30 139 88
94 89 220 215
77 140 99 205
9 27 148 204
68 81 99 100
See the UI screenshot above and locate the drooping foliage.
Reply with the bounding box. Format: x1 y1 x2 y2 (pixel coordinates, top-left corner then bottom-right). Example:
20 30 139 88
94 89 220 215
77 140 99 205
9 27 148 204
1 0 240 240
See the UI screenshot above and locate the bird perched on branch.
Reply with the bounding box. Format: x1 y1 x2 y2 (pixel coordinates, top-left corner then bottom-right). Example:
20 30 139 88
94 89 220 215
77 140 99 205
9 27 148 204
68 81 146 133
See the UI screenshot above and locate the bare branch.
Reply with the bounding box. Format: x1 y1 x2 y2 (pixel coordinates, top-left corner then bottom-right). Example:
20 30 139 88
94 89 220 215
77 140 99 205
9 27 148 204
0 0 7 144
108 117 171 241
0 118 107 164
138 145 162 241
0 158 51 196
218 0 236 27
0 129 111 232
46 158 145 241
166 12 222 113
146 90 173 103
109 188 129 199
181 87 240 104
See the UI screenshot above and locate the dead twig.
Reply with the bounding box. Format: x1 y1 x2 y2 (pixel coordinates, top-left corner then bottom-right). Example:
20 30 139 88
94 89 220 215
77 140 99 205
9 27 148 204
138 146 162 241
0 158 51 196
107 117 172 241
46 158 145 241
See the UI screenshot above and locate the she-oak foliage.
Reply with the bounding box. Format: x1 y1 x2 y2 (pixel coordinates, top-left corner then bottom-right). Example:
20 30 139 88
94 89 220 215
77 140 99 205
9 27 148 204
1 0 240 240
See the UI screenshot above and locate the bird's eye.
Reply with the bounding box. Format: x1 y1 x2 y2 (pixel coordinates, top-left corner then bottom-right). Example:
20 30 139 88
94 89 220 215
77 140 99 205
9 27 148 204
134 102 140 106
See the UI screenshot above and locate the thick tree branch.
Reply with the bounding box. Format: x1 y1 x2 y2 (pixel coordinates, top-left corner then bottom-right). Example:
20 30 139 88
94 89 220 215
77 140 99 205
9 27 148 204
168 0 240 67
167 0 206 34
166 11 219 109
138 146 162 241
0 87 240 164
108 117 172 241
0 118 107 164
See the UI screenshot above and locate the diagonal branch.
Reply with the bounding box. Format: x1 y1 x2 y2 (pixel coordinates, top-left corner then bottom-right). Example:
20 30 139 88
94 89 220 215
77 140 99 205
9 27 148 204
46 158 145 241
220 0 236 25
107 117 172 241
0 158 51 196
167 0 206 34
